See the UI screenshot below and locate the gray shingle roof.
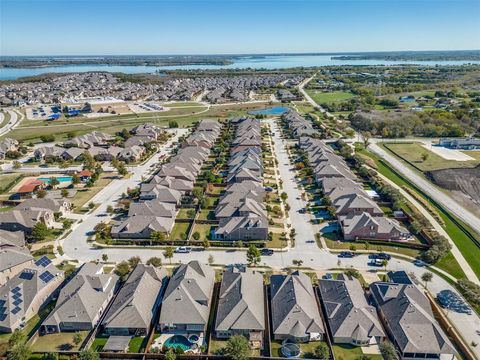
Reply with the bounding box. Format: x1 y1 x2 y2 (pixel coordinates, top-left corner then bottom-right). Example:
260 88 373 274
159 261 215 327
102 264 167 330
318 276 384 343
370 281 455 356
270 271 325 339
215 268 265 332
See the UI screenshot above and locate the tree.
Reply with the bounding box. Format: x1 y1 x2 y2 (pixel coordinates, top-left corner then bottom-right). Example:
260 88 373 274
246 244 261 266
379 341 398 360
165 348 176 360
8 330 26 347
31 222 50 242
42 353 58 360
61 188 69 198
88 202 96 210
224 335 249 360
146 257 162 267
421 153 429 162
114 261 130 278
72 173 81 186
12 161 21 169
128 256 141 269
73 332 83 345
102 254 108 262
381 259 389 271
164 247 174 264
150 231 165 244
49 177 60 189
192 231 200 241
421 271 433 289
361 131 372 148
314 342 330 360
36 189 47 198
280 192 288 202
78 349 100 360
7 343 31 360
345 268 360 279
168 120 179 128
82 152 96 170
117 162 128 177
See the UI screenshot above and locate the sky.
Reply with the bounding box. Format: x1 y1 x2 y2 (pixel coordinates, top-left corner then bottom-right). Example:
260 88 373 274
1 0 479 56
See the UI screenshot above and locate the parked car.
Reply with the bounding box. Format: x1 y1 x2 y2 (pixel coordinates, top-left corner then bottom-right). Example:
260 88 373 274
368 259 384 267
299 208 306 214
264 186 273 192
323 273 334 280
261 248 274 256
413 259 427 267
174 246 191 253
377 253 391 260
338 251 355 258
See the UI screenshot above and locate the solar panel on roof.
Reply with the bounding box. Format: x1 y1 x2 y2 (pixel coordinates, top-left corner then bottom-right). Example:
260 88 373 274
12 287 20 293
12 299 22 306
19 271 34 280
35 256 52 268
11 307 21 315
39 271 54 283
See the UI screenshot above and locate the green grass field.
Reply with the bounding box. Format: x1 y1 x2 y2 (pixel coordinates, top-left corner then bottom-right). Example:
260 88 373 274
31 331 89 352
169 221 191 241
332 344 382 360
306 90 356 104
382 142 479 172
0 173 23 193
191 223 213 241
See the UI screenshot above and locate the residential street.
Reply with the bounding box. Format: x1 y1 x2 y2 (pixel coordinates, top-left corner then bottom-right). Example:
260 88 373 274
55 120 480 356
0 109 21 137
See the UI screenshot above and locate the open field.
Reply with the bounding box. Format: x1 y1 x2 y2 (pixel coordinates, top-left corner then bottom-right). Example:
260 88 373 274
1 102 269 143
306 90 356 104
381 142 479 172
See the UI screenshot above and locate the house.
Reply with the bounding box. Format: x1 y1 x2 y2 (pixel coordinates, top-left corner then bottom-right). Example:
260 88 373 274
139 184 182 203
41 263 118 333
318 275 385 346
117 145 145 162
270 271 325 342
214 268 265 349
340 213 409 241
159 261 215 335
77 170 93 181
102 264 168 336
370 281 456 360
0 232 33 286
15 198 72 217
111 215 175 239
0 257 64 333
0 138 19 160
0 209 55 234
16 179 46 197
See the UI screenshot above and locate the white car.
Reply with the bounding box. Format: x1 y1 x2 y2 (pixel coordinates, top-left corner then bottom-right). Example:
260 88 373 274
174 246 191 254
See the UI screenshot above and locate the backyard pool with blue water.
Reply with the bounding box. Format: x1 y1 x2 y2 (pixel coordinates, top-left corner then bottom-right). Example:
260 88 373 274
249 106 288 116
38 176 73 184
164 335 193 351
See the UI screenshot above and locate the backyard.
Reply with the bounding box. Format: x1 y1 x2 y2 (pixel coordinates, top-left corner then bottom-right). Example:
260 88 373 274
31 331 89 352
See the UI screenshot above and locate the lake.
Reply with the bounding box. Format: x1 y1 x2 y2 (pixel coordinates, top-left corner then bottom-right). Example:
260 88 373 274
1 54 480 80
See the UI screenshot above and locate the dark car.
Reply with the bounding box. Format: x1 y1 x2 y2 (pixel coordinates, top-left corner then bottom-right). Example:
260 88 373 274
261 248 274 256
338 251 355 258
377 253 391 260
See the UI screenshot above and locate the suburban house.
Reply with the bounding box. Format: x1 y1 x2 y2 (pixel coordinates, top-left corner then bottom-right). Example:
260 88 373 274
158 261 215 337
101 264 168 336
14 198 72 217
0 138 19 160
340 213 409 241
0 256 64 333
370 279 456 360
16 179 46 197
214 268 265 349
41 263 118 333
318 275 385 346
270 271 325 342
0 208 55 235
0 231 33 286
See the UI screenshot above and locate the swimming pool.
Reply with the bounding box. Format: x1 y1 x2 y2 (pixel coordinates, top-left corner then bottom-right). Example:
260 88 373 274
38 176 73 184
249 106 288 116
164 335 193 351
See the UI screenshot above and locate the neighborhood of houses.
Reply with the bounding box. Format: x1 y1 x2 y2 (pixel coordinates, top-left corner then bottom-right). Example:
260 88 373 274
282 109 410 243
0 251 456 359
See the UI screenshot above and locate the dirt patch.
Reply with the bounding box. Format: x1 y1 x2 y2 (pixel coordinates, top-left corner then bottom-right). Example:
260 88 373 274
427 165 480 205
